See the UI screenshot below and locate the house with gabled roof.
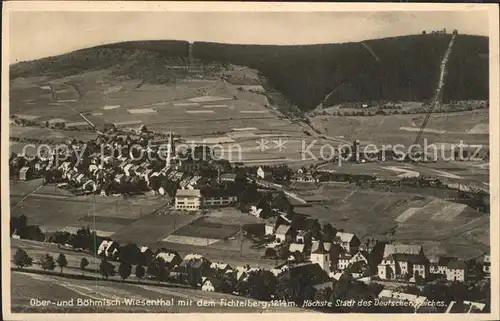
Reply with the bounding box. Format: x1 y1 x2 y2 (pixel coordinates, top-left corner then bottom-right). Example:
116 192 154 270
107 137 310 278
481 254 490 276
275 225 293 244
349 250 370 266
156 251 182 269
334 232 360 254
446 259 468 282
337 252 352 271
383 243 424 258
257 166 272 180
295 229 311 245
265 218 278 235
210 262 232 274
97 240 119 259
377 253 430 282
347 260 370 279
430 256 456 275
288 243 306 261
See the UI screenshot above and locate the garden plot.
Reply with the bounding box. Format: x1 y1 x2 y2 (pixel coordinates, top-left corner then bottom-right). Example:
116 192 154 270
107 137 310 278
427 168 462 179
14 114 40 120
203 104 230 108
172 217 240 240
383 166 420 178
47 118 66 124
468 123 489 134
59 226 115 238
191 137 235 144
240 110 269 114
127 108 157 114
431 203 468 221
395 207 421 223
226 131 257 139
174 102 200 107
114 120 143 127
66 121 89 127
185 110 215 114
57 99 78 103
233 127 258 131
103 105 121 110
189 96 233 103
161 235 220 246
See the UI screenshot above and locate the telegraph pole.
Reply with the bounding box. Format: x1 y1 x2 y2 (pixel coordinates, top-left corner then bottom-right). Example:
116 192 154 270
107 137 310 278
240 224 243 257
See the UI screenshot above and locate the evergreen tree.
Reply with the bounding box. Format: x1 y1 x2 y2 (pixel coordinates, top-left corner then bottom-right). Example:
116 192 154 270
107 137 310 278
13 248 33 268
56 253 68 274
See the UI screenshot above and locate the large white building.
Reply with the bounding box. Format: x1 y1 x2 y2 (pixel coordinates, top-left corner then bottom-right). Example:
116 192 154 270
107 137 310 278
175 189 202 211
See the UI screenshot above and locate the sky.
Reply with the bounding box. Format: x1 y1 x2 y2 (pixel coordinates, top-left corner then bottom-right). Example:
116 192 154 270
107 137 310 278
9 10 490 63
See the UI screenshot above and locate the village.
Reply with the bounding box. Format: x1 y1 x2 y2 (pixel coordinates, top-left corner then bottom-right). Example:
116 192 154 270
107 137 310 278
9 126 491 313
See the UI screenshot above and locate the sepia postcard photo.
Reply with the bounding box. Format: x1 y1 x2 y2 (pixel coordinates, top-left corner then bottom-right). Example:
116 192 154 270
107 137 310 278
2 2 499 320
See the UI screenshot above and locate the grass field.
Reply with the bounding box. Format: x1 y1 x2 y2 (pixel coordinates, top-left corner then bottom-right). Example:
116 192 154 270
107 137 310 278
11 191 168 234
309 109 489 147
11 270 302 313
9 70 320 166
293 182 489 259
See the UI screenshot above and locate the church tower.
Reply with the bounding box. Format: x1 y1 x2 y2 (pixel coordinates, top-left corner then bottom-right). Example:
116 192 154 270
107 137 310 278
310 241 331 274
166 132 175 168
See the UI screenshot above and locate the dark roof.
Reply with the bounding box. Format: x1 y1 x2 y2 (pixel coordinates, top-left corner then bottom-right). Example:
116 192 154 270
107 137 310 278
447 260 467 270
349 261 368 273
438 256 457 266
220 173 237 180
202 187 237 197
356 250 370 259
312 241 329 254
282 263 332 286
393 254 429 265
205 277 225 289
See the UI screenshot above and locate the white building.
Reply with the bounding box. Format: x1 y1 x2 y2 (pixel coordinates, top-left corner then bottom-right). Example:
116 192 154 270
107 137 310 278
310 242 331 274
175 189 202 211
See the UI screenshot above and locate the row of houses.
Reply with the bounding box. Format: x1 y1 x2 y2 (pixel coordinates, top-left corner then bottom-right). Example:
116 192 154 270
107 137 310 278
261 209 490 285
377 244 490 283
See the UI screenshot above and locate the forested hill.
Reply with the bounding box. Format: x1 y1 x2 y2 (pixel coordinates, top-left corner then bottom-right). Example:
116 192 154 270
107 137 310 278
10 34 489 111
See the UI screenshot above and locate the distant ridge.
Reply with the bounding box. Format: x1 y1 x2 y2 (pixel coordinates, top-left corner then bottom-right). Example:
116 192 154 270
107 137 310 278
10 34 488 111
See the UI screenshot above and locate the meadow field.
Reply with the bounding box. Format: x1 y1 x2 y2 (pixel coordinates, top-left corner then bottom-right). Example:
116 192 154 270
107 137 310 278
293 182 489 259
11 270 302 313
309 109 489 148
